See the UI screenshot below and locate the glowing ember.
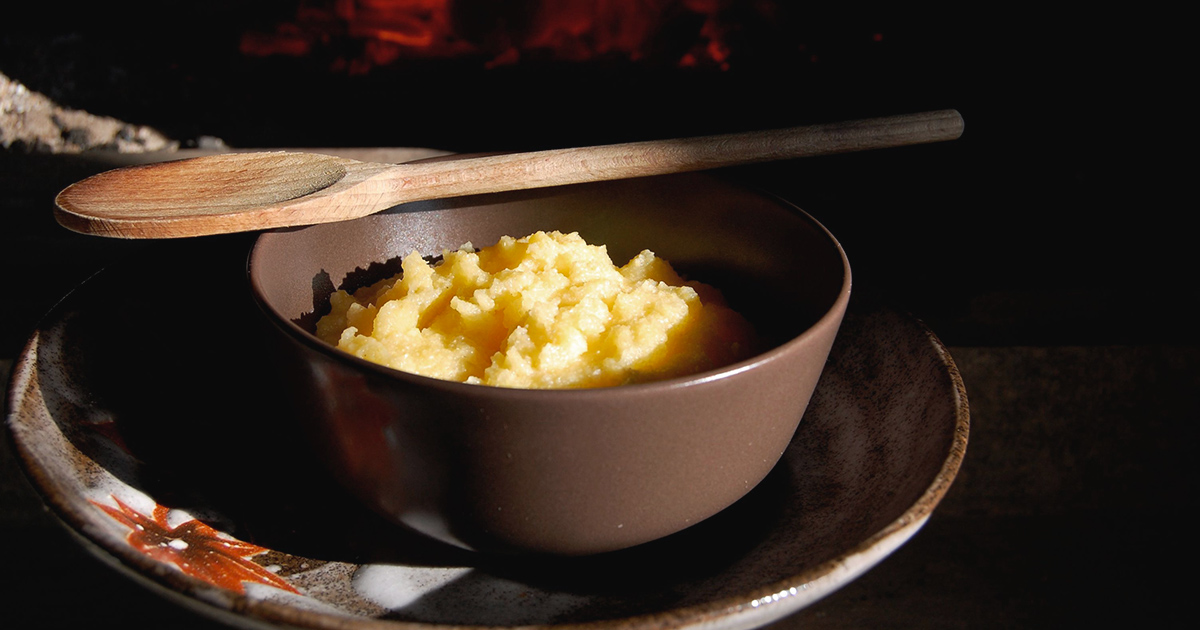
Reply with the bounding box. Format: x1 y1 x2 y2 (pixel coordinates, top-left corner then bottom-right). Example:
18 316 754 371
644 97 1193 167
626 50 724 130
240 0 770 72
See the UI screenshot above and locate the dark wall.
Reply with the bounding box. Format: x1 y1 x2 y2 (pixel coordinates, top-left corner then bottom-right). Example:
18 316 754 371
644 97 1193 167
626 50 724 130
1 3 1188 346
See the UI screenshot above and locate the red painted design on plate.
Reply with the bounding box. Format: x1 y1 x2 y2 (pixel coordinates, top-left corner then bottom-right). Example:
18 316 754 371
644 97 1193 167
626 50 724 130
86 420 130 454
92 496 300 595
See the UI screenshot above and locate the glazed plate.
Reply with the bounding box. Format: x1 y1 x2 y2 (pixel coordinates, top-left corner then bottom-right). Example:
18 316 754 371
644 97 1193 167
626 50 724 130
5 240 968 630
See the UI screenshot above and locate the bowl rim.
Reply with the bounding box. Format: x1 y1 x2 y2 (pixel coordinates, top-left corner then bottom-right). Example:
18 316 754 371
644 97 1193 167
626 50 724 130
246 179 852 398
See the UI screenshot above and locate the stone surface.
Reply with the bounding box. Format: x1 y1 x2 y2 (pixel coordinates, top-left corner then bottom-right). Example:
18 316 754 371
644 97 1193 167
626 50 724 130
1 71 176 153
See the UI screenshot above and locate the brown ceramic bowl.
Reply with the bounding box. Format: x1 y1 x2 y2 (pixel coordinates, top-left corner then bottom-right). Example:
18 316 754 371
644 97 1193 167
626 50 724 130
248 172 851 556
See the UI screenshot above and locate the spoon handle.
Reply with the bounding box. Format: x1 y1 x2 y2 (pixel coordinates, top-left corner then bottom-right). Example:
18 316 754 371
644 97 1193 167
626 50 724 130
376 109 964 204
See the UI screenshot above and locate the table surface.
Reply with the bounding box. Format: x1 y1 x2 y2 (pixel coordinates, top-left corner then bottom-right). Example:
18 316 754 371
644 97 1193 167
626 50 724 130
1 13 1193 618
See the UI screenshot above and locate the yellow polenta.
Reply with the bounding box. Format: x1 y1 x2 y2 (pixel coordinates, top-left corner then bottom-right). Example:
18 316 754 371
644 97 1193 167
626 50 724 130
315 231 757 389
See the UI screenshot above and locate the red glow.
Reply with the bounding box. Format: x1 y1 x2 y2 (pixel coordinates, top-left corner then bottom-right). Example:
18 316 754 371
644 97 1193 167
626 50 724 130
241 0 761 72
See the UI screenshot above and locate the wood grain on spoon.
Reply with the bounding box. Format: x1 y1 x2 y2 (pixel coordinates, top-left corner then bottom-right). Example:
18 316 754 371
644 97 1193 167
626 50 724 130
55 109 964 239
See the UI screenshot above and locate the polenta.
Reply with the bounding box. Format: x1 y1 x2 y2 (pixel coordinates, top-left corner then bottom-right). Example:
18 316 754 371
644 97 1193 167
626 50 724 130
316 231 757 388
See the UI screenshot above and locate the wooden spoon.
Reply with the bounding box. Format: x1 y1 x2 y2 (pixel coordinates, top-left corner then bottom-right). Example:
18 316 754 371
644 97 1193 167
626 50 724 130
55 109 963 239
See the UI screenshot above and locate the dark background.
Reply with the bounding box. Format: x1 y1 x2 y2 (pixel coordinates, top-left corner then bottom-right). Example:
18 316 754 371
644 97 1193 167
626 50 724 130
2 2 1194 628
1 2 1189 349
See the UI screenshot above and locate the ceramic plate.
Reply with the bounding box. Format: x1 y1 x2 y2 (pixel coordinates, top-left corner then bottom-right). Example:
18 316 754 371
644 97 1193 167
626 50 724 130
5 241 967 630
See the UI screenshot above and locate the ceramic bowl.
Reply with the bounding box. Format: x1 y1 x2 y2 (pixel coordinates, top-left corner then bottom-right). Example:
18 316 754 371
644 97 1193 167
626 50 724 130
248 173 851 555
